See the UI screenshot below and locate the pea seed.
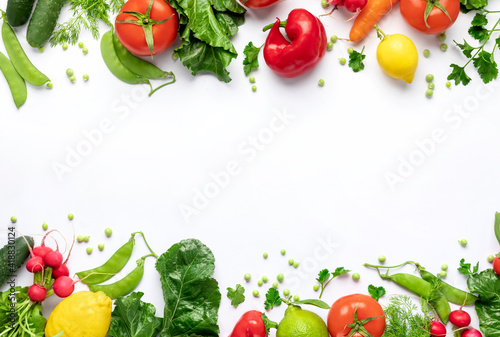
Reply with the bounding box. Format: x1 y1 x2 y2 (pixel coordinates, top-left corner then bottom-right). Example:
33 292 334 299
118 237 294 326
42 223 48 230
62 43 68 50
272 282 278 288
288 258 294 265
104 228 112 237
46 82 53 89
331 35 338 43
327 42 333 51
10 216 17 223
283 288 290 297
83 235 90 243
86 247 93 254
68 213 74 220
352 273 360 281
257 280 263 286
293 261 299 268
249 76 255 83
253 290 259 297
439 270 447 278
172 53 179 60
82 48 88 55
378 255 386 263
83 74 89 81
425 89 434 98
459 239 468 246
262 275 269 282
98 243 105 251
441 264 448 271
78 42 84 48
318 79 325 87
439 33 447 41
277 273 284 282
263 252 268 259
244 273 251 281
487 255 495 263
293 294 300 301
440 43 448 51
280 249 286 255
339 57 346 65
38 47 44 53
77 235 84 243
313 284 320 291
425 74 434 82
321 0 328 7
251 85 257 92
69 75 76 83
347 47 354 54
66 68 74 77
423 49 430 58
446 81 452 88
428 83 435 90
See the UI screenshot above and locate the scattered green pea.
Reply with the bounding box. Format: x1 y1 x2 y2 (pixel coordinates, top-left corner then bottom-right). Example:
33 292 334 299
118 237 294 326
42 223 48 230
249 76 255 83
440 43 448 51
425 74 434 82
86 247 93 254
352 272 360 281
66 68 74 77
327 42 333 51
318 79 325 87
244 273 251 281
10 216 17 223
83 235 90 243
439 270 447 278
277 273 285 282
69 75 76 83
68 213 74 220
439 33 447 42
77 235 84 243
83 74 89 81
172 52 179 60
82 47 88 55
78 42 84 48
62 43 68 50
441 264 448 271
293 294 300 301
272 282 278 288
459 239 468 246
330 35 338 43
446 81 452 88
253 290 259 297
425 89 434 98
283 288 290 297
339 57 346 65
321 0 328 7
104 227 113 237
257 280 263 286
428 83 436 90
38 46 44 53
313 284 320 291
378 255 386 263
487 254 495 263
293 261 299 268
46 82 53 89
288 258 294 265
251 85 257 92
347 47 354 54
280 249 286 255
423 49 430 58
263 252 268 259
98 243 105 251
262 275 269 282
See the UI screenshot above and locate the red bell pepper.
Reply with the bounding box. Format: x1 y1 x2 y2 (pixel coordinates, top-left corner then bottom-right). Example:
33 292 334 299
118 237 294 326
263 8 327 78
229 310 267 337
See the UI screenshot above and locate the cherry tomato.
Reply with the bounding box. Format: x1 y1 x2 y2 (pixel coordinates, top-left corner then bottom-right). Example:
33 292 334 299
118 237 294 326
400 0 460 34
115 0 179 56
327 294 385 337
493 257 500 276
240 0 280 9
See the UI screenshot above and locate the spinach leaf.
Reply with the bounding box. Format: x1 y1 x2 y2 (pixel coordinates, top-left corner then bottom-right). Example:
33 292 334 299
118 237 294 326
108 292 162 337
468 269 500 336
156 238 221 337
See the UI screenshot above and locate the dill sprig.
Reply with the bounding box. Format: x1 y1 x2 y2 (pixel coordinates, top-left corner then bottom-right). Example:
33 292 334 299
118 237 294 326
383 295 434 337
50 0 125 46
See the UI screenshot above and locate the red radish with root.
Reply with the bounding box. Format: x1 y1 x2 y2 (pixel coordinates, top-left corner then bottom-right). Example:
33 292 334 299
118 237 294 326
32 245 53 259
343 0 367 12
44 250 63 268
430 320 446 337
26 256 44 273
462 328 482 337
28 284 47 302
53 276 79 298
328 0 344 5
449 308 472 328
52 263 70 278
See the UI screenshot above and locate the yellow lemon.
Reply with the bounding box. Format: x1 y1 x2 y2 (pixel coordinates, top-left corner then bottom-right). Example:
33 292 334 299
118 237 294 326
276 305 329 337
376 32 418 83
45 291 112 337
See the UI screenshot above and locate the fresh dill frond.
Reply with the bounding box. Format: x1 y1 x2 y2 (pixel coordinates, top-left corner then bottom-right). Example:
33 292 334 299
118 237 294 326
383 295 434 337
50 0 125 46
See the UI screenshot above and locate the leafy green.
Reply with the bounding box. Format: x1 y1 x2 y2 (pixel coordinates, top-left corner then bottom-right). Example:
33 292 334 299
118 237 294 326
448 63 472 86
108 292 162 337
469 13 489 42
382 295 434 337
0 286 46 336
467 269 500 336
368 285 386 301
155 238 221 337
348 46 365 73
473 50 498 83
315 267 350 299
264 288 282 310
458 258 480 275
243 42 262 75
460 0 488 12
227 284 245 307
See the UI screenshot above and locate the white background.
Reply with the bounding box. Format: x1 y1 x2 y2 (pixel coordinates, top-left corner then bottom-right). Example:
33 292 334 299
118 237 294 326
1 0 500 335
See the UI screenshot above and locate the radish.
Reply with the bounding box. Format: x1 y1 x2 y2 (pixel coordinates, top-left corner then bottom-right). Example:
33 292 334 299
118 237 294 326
343 0 367 12
26 256 44 273
27 284 47 302
32 245 53 259
430 320 446 337
462 328 482 337
328 0 344 5
44 250 63 268
53 276 77 297
52 263 70 278
449 309 472 328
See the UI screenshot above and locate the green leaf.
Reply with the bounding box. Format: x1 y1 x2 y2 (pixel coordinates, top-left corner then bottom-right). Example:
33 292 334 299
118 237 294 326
243 41 262 76
227 284 245 307
108 292 162 337
215 12 245 38
455 39 476 58
473 50 499 83
212 0 246 14
368 285 386 301
264 288 282 310
469 25 489 42
156 239 221 337
460 0 488 12
467 269 500 336
317 269 331 283
471 12 488 26
458 258 479 276
448 64 472 86
291 299 331 309
332 267 350 278
348 47 366 73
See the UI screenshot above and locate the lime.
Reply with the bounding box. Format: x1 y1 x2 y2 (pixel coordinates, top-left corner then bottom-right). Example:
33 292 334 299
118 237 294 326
276 305 329 337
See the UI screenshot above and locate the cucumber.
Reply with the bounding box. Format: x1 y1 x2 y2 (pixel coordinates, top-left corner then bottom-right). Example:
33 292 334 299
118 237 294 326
26 0 64 47
0 236 34 287
6 0 37 27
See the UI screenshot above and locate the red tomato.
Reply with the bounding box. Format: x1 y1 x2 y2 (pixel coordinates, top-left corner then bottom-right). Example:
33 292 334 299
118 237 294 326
328 294 385 337
493 257 500 276
240 0 280 9
115 0 179 56
400 0 460 35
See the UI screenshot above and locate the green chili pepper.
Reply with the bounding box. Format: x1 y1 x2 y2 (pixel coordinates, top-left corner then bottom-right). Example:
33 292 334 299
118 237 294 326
76 234 136 285
418 267 477 305
1 16 50 86
88 256 146 299
0 51 27 109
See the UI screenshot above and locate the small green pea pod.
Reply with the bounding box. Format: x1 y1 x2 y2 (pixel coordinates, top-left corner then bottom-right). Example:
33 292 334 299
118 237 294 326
494 212 500 246
88 257 145 299
1 20 50 86
0 51 27 109
383 273 451 324
76 234 135 285
418 268 477 305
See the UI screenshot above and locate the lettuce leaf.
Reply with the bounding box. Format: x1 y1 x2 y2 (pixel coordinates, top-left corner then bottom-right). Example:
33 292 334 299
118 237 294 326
467 269 500 337
156 238 221 337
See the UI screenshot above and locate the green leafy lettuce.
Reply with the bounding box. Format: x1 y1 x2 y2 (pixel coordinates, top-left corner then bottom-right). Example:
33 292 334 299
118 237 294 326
467 269 500 337
155 238 221 337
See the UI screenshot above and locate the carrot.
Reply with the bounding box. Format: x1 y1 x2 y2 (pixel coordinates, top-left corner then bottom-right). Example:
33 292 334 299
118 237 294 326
349 0 400 42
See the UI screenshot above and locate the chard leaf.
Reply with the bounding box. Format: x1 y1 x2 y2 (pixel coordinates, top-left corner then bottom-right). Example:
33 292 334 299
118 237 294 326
467 269 500 336
212 0 246 14
215 12 245 38
156 239 221 337
108 292 162 337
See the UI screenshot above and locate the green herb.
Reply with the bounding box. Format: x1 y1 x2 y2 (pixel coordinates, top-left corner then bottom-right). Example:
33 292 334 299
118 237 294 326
368 284 386 301
155 238 221 336
348 46 366 73
467 268 500 336
316 267 350 299
264 287 282 310
460 0 488 12
50 0 124 46
227 284 245 307
243 42 262 76
458 258 480 275
108 292 162 337
383 295 434 337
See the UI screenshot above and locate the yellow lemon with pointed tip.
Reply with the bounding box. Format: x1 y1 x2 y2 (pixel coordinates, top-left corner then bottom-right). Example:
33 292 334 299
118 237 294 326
376 31 418 83
276 305 329 337
45 291 112 337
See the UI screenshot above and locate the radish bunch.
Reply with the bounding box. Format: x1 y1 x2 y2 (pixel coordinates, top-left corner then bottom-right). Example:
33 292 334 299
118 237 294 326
25 230 78 302
448 308 482 336
327 0 367 13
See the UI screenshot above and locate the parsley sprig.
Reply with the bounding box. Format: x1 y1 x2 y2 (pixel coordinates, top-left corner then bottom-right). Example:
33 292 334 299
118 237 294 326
316 267 350 299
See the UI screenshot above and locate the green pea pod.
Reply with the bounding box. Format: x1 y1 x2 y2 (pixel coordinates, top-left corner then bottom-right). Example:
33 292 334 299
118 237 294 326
76 234 135 285
418 268 477 305
1 20 50 86
382 273 451 324
88 257 145 299
0 51 27 109
495 212 500 247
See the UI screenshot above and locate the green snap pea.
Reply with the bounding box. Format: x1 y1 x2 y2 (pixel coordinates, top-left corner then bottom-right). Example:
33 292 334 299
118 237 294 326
88 257 146 299
418 268 477 305
1 20 50 86
76 233 135 285
494 212 500 246
0 51 27 109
